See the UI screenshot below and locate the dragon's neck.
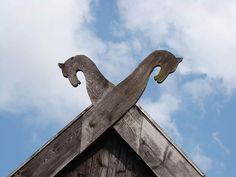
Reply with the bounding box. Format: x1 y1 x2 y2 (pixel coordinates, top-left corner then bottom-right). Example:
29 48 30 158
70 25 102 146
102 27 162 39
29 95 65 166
72 56 113 104
69 50 175 105
124 50 165 86
135 50 163 74
114 51 168 104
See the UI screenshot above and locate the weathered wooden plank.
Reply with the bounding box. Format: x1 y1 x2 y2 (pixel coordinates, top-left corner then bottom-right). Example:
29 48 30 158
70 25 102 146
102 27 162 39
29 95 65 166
10 109 86 177
55 130 156 177
115 140 127 177
80 53 163 151
10 103 204 177
114 106 204 177
58 51 182 153
89 149 100 177
89 148 109 177
106 135 120 177
11 50 198 177
33 50 180 176
10 78 146 177
114 105 143 153
113 105 205 177
98 148 109 177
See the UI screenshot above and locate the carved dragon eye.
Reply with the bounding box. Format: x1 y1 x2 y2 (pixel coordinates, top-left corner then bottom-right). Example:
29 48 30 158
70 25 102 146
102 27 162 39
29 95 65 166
58 63 64 68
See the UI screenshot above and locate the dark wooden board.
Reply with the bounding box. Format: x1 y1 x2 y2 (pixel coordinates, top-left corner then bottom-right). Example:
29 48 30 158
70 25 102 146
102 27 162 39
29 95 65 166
10 104 205 177
10 107 90 177
55 130 157 177
10 51 204 177
114 105 205 177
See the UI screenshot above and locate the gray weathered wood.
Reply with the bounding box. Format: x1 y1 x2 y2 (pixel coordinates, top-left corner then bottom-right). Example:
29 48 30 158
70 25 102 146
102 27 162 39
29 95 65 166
58 52 204 177
58 51 182 104
114 105 205 177
114 105 143 153
10 107 90 177
55 130 156 177
10 103 204 177
58 55 114 104
140 117 197 177
79 50 182 152
10 51 202 177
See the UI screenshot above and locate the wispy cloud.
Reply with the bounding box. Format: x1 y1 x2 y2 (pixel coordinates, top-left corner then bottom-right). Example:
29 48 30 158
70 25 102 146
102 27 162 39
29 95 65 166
212 132 231 155
0 0 95 124
182 77 225 112
117 0 236 94
140 93 182 143
191 145 213 173
0 0 137 125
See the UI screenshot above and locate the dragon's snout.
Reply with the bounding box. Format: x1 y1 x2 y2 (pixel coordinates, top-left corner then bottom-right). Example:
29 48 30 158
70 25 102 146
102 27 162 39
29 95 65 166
154 69 168 83
154 57 183 83
69 75 81 87
177 57 183 63
58 62 81 87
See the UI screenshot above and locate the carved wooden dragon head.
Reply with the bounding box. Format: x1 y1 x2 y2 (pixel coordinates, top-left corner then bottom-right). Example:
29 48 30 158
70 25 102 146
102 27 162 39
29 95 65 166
154 54 182 83
58 57 81 87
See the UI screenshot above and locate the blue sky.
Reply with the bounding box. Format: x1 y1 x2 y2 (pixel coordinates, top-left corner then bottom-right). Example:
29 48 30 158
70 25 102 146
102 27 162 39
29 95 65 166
1 0 236 176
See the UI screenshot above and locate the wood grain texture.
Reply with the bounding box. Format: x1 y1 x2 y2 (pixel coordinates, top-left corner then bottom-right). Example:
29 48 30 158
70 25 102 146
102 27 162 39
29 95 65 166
10 110 85 177
58 52 203 177
10 103 204 177
114 105 205 177
57 50 181 155
9 105 101 177
114 105 143 153
79 50 182 152
55 130 157 177
59 51 181 105
58 55 114 104
10 51 202 177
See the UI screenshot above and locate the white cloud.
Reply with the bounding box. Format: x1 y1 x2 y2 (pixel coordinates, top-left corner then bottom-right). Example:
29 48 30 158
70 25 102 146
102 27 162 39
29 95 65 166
0 0 95 124
98 42 137 83
191 145 212 173
140 93 182 143
183 78 215 100
0 0 140 126
182 77 223 111
117 0 236 93
212 132 230 155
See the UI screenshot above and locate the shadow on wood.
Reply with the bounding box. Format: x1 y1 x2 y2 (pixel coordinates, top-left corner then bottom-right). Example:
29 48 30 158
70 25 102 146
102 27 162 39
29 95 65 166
55 129 156 177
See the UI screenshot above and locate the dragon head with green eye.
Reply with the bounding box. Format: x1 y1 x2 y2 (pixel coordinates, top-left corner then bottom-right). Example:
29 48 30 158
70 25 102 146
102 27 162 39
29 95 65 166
154 54 182 83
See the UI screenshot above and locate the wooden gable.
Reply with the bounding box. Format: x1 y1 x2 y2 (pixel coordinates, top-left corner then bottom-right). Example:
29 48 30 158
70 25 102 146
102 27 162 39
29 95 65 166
9 105 205 177
10 51 205 177
56 129 156 177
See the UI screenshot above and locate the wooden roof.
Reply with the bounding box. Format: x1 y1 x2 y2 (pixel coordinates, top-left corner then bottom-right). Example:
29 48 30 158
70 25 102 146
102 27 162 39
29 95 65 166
9 51 205 177
9 104 205 177
55 127 157 177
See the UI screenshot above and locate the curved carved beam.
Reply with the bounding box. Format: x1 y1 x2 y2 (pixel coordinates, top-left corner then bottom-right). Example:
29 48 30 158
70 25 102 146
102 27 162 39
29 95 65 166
58 55 114 104
8 50 183 177
58 50 182 104
59 50 182 151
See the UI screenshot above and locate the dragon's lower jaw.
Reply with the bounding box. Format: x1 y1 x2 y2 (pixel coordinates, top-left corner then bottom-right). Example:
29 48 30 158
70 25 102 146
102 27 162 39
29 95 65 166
69 76 81 87
154 70 169 84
